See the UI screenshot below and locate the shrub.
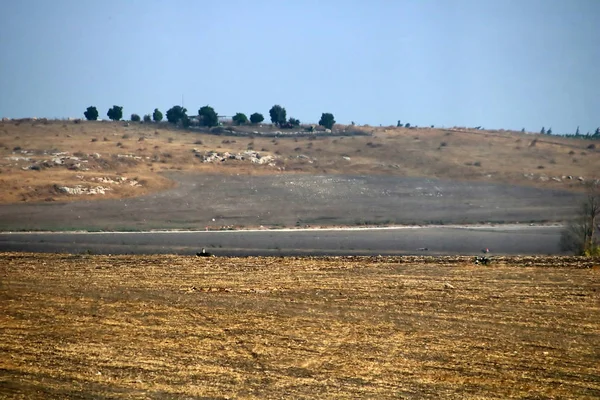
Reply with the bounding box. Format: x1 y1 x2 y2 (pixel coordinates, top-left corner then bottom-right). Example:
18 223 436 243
143 114 152 122
288 117 300 127
560 182 600 255
587 144 596 150
130 114 141 122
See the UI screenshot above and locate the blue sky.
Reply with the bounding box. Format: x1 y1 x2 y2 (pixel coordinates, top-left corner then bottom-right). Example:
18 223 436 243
1 0 598 134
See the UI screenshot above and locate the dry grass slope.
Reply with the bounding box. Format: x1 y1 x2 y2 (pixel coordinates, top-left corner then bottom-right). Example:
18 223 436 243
1 253 599 399
0 120 598 203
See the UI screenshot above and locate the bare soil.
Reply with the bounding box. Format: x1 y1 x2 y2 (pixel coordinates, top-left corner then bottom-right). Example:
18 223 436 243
1 253 599 399
0 120 598 205
0 173 582 231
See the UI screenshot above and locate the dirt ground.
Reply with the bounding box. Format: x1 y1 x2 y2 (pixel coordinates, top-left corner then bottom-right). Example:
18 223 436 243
0 173 583 231
0 119 598 205
1 253 599 399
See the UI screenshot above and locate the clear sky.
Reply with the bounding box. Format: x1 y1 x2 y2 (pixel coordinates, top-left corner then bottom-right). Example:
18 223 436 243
1 0 598 134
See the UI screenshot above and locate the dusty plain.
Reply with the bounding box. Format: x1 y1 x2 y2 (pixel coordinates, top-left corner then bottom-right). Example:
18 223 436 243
1 253 599 399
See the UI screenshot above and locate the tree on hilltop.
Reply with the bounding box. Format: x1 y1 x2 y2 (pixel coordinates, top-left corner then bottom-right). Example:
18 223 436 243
198 105 219 127
153 108 163 122
269 105 287 126
166 106 187 124
250 112 264 124
232 112 249 125
319 113 335 130
84 106 98 121
107 105 123 121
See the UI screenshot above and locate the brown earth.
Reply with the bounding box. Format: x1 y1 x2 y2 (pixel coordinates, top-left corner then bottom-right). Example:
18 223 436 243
1 252 599 399
0 119 598 204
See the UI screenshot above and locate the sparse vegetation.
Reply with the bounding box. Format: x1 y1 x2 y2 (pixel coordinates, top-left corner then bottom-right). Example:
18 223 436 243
560 182 600 256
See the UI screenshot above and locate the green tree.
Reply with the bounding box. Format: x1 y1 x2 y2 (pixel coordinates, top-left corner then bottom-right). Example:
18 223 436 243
166 106 187 124
143 114 152 122
153 108 163 122
250 112 264 124
319 113 336 130
576 126 580 135
198 105 218 127
404 122 411 128
288 117 300 127
84 106 98 121
130 114 141 122
540 127 546 134
232 112 249 125
547 127 552 135
269 105 287 126
594 127 600 137
107 105 123 121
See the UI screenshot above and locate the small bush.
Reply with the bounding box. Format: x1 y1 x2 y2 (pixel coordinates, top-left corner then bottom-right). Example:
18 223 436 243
440 142 447 147
587 143 596 150
91 138 98 142
537 165 545 169
143 114 152 123
13 146 21 151
131 114 141 122
473 161 482 167
194 140 203 145
569 150 575 155
122 134 131 139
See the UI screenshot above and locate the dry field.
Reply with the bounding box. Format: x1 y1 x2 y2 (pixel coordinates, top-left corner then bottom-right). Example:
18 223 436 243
1 252 599 399
0 120 598 204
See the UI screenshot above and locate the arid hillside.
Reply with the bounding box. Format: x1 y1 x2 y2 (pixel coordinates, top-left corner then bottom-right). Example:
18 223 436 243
0 119 598 204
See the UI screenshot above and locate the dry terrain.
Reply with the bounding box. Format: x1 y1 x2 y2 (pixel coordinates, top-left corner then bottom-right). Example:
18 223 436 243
1 252 599 399
0 119 598 204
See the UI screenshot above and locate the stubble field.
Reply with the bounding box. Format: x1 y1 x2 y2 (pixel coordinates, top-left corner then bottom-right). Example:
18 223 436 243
1 253 599 399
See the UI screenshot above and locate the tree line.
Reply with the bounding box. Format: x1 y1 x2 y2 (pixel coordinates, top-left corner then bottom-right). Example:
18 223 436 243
83 105 336 130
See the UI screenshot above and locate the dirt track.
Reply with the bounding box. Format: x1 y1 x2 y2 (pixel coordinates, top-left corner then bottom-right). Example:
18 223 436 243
0 173 582 232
